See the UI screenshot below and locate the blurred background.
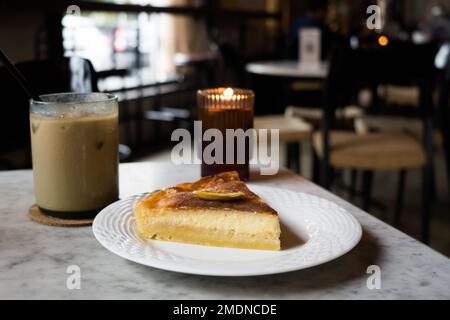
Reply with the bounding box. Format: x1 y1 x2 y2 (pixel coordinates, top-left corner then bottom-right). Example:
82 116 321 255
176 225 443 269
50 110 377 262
0 0 449 255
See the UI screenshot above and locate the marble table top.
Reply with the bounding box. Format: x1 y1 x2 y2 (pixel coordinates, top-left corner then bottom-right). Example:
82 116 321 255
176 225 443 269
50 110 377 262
246 60 329 79
1 162 449 299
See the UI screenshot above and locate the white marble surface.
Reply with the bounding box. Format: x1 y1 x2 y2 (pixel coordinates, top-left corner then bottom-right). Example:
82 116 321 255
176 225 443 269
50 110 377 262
246 60 329 79
0 162 449 299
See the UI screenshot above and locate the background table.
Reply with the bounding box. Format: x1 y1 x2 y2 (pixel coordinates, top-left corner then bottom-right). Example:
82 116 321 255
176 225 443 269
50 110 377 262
245 60 328 115
0 162 449 299
246 60 329 79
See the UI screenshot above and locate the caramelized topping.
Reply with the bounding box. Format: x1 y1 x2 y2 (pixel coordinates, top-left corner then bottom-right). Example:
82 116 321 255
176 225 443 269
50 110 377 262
193 189 245 201
139 171 277 214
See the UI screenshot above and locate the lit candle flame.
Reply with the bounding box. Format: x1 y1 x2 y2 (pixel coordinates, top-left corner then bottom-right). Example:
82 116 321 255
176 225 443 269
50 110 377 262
378 35 389 47
223 88 234 97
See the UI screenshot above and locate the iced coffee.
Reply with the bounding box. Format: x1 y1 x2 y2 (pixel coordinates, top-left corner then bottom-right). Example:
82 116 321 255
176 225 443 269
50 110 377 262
30 93 119 218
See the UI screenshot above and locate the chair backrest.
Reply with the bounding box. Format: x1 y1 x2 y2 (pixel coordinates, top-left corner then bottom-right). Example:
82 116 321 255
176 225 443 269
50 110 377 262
437 44 450 117
436 45 450 188
324 41 437 118
0 56 98 165
319 41 437 187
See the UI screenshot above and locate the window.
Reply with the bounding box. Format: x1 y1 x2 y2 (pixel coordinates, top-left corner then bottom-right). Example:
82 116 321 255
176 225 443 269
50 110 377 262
62 0 206 84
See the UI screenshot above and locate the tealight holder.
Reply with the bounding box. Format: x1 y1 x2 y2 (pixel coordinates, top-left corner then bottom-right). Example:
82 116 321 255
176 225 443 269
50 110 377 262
197 87 254 180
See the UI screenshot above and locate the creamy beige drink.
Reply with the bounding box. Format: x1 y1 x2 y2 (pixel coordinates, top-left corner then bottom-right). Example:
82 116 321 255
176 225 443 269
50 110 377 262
30 93 119 216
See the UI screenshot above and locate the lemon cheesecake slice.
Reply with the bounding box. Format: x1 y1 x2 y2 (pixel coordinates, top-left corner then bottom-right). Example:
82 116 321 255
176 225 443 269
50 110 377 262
134 171 281 250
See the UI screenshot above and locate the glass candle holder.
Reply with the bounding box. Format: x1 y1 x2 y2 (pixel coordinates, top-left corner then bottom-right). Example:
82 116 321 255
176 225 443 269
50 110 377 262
197 87 254 180
30 92 119 219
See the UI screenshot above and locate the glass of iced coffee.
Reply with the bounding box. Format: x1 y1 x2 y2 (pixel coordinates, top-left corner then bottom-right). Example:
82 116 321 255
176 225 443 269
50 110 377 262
30 92 119 219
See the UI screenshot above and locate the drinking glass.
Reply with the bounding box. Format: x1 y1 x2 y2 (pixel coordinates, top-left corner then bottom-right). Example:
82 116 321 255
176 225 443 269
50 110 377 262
30 92 119 219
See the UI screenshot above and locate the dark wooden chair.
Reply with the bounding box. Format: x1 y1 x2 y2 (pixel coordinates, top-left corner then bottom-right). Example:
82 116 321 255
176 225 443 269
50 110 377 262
313 41 437 243
436 48 450 199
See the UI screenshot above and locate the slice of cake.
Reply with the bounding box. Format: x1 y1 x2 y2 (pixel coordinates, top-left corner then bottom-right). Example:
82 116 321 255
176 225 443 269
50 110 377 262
134 171 281 250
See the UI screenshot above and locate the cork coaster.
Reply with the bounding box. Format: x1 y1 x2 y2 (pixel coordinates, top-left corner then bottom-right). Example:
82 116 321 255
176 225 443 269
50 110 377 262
28 204 93 227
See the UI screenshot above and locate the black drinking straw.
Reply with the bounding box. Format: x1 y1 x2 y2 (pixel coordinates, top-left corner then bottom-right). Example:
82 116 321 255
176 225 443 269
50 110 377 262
0 48 42 101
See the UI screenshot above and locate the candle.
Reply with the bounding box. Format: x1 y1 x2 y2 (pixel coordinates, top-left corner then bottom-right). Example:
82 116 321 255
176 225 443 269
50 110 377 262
197 87 254 180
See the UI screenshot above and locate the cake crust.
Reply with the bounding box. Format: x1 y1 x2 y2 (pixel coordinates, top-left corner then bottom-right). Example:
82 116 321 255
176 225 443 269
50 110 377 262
138 171 278 215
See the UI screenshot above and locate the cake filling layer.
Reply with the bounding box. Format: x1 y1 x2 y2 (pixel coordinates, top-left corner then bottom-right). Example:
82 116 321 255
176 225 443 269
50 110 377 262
135 208 281 236
136 223 280 251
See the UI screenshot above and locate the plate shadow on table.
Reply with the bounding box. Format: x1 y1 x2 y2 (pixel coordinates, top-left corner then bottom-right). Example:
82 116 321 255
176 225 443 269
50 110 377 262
130 227 381 297
280 220 306 249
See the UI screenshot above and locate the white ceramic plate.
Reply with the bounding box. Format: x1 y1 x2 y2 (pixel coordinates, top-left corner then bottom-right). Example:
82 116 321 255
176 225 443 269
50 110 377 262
93 185 362 276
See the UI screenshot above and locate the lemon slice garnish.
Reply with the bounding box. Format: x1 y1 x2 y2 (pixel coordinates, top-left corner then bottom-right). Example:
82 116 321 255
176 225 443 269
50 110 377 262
193 189 245 201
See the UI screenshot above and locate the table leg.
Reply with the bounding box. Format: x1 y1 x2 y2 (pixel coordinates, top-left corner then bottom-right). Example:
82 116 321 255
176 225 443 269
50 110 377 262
441 111 450 198
362 170 374 212
286 142 301 174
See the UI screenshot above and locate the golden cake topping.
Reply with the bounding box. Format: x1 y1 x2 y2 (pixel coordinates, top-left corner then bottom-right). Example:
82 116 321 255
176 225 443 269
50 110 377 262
139 171 277 214
193 189 245 201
